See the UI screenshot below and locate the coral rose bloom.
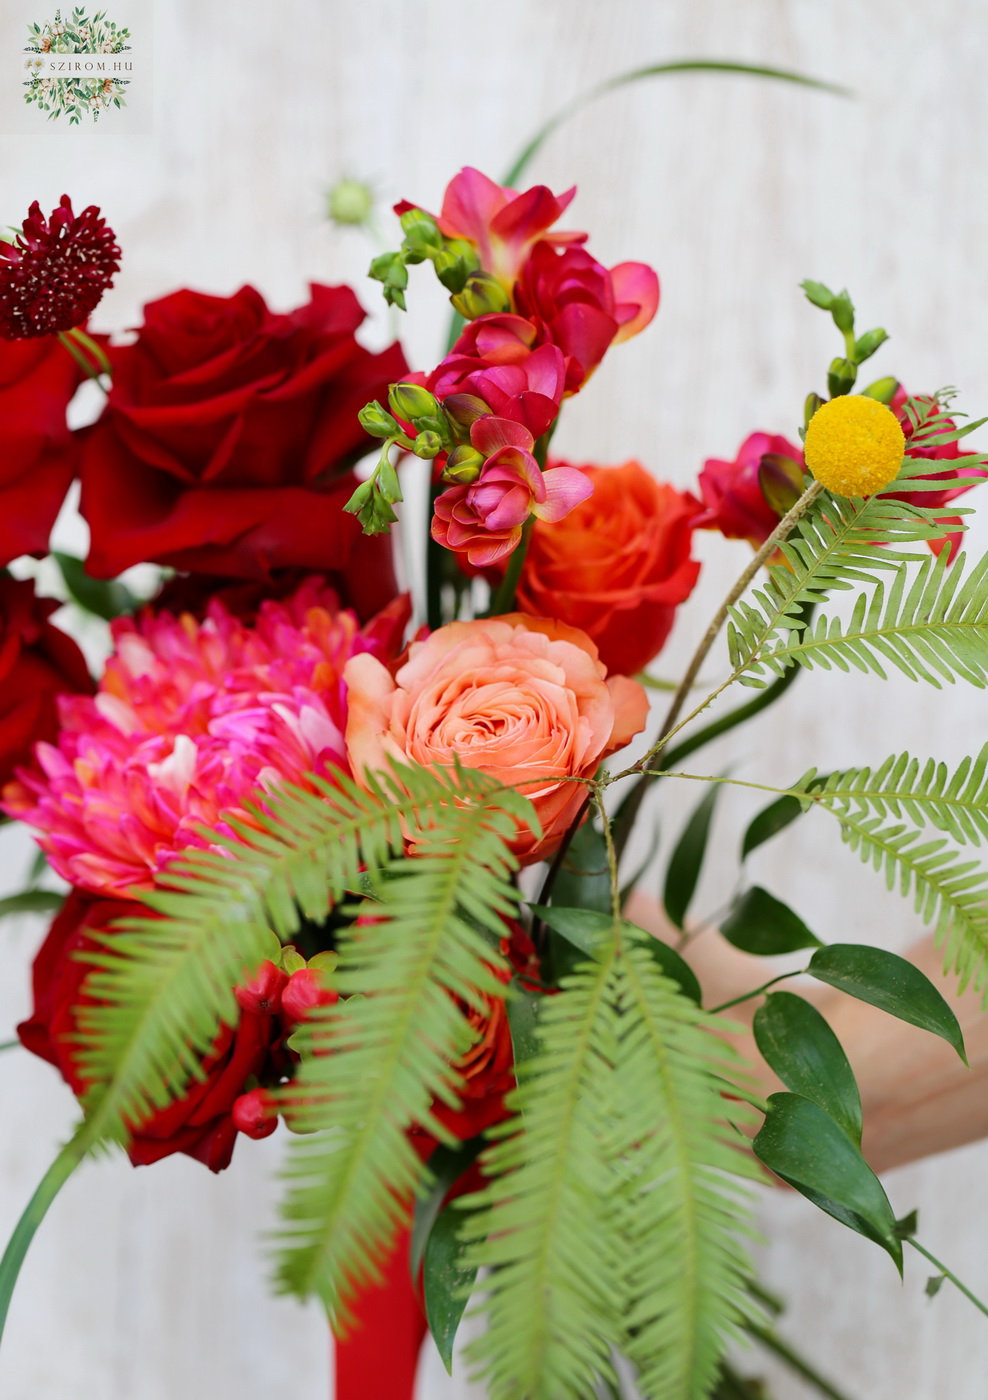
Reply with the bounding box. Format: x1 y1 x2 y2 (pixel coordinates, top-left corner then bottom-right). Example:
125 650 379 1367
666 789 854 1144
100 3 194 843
344 615 648 863
515 460 700 677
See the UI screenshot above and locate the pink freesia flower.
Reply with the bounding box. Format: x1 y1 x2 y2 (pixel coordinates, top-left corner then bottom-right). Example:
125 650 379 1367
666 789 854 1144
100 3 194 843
692 432 805 547
889 387 988 559
432 419 593 567
430 333 566 438
514 242 660 391
2 579 408 895
400 167 587 291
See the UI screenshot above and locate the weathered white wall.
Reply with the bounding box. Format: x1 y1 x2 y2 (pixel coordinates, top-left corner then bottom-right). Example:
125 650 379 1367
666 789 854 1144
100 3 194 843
1 1 987 1396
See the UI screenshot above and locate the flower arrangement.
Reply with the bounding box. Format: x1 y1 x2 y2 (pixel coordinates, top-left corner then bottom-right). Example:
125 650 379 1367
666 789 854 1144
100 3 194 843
1 101 988 1400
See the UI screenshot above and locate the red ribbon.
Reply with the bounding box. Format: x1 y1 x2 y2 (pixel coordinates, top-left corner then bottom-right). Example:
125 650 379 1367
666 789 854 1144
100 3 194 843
333 1225 426 1400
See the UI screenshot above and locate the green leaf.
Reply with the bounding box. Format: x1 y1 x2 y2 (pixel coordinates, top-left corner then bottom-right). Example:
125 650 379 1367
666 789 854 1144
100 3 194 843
720 886 822 956
410 1137 483 1277
808 943 967 1063
753 992 862 1144
663 781 722 929
0 1140 86 1347
423 1203 478 1374
53 551 137 620
506 981 542 1062
0 890 65 920
549 818 612 915
530 906 701 1003
752 1093 902 1271
741 793 806 858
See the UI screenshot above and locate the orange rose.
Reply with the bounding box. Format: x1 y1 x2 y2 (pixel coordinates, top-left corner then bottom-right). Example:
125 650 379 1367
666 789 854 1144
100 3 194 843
515 459 700 676
343 614 648 862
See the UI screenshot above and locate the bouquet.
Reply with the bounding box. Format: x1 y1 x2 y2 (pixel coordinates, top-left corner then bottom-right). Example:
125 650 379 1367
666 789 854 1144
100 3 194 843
1 146 987 1400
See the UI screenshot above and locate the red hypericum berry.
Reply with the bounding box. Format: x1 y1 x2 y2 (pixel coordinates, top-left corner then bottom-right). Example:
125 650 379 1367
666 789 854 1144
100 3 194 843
231 1088 278 1140
0 195 121 339
235 960 289 1016
281 968 339 1024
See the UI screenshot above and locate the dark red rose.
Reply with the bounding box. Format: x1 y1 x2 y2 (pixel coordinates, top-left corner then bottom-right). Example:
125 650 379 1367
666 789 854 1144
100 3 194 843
19 889 285 1173
0 577 92 787
0 336 82 565
79 283 408 611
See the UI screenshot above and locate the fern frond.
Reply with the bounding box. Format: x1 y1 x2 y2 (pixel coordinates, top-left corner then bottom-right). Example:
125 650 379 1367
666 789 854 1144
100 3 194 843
807 745 988 846
274 789 529 1326
461 949 625 1399
726 461 980 689
751 549 988 689
615 940 759 1400
826 809 988 996
74 762 531 1149
461 936 759 1400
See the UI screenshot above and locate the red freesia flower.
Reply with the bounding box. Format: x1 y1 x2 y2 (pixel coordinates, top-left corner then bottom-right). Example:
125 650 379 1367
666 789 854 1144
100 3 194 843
400 166 586 292
0 196 120 340
79 283 406 615
0 334 85 564
18 890 287 1172
431 418 593 567
0 576 93 788
515 460 701 676
692 431 805 547
514 241 659 391
429 324 566 438
890 387 988 559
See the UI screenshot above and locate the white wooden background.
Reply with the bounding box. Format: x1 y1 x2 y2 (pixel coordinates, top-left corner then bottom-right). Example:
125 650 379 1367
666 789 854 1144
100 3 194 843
1 1 987 1396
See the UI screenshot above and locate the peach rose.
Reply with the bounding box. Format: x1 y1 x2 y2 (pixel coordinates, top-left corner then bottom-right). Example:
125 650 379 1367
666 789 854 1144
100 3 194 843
343 614 648 862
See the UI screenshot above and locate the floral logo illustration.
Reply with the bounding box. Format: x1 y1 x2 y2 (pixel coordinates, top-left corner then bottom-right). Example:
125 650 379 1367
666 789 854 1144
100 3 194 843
22 7 132 124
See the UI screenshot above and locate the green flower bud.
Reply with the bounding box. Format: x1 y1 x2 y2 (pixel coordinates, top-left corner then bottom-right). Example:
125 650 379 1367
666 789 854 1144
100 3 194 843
368 251 408 310
853 328 889 364
442 445 485 483
804 392 824 428
343 478 374 515
433 247 471 294
830 289 855 335
378 456 403 504
358 400 399 439
442 393 491 439
400 207 443 259
827 356 857 399
388 381 439 424
411 431 443 460
326 178 375 227
450 271 511 321
801 279 835 311
758 453 804 516
861 375 900 406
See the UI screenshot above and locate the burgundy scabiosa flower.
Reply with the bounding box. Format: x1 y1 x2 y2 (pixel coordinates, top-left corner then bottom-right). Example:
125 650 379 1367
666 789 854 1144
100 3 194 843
0 195 120 340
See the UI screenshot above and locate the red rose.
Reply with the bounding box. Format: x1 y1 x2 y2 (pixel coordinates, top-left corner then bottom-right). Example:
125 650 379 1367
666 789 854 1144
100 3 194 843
19 889 285 1173
79 283 407 614
0 336 81 565
0 577 92 787
514 460 700 676
692 431 805 547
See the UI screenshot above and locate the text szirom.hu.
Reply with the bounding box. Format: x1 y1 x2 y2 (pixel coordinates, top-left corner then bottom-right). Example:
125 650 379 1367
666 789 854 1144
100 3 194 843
33 58 133 73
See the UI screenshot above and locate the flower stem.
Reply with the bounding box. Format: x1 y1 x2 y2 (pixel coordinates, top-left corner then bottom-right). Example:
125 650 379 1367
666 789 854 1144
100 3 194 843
0 1040 18 1054
708 969 806 1016
745 1321 854 1400
491 517 534 615
57 328 109 389
906 1237 988 1320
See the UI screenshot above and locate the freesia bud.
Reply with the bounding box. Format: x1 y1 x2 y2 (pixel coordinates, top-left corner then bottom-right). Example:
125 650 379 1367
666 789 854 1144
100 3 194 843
861 375 900 405
827 356 857 398
358 400 399 439
442 393 491 440
232 1088 278 1140
830 289 855 334
758 454 804 515
451 271 512 320
853 327 889 363
804 393 824 428
801 279 835 310
400 208 443 259
411 431 443 459
235 960 290 1016
433 247 471 294
388 381 439 423
442 445 485 483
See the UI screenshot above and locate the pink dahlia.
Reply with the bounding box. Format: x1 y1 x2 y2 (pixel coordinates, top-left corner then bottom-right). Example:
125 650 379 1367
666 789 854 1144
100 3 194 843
2 578 408 895
0 196 120 340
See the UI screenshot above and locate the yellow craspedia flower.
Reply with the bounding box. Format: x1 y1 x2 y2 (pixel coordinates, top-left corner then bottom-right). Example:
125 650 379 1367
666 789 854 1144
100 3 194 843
804 394 906 497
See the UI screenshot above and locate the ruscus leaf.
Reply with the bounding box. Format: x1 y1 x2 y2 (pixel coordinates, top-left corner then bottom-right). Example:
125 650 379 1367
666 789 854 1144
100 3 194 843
720 886 822 956
753 992 862 1144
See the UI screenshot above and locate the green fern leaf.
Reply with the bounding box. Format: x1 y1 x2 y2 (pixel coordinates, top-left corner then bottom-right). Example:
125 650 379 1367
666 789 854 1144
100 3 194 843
758 549 988 689
274 788 529 1327
615 940 759 1399
73 762 531 1150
